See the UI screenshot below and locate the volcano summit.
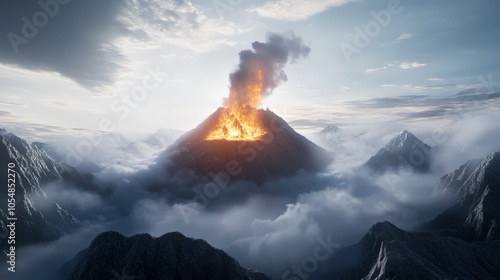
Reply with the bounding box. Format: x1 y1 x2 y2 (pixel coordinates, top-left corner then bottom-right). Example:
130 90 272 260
167 108 332 183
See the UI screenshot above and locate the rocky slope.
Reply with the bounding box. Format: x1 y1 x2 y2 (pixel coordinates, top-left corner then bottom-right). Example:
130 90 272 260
363 130 432 173
428 151 500 241
167 108 332 183
0 129 92 246
315 221 500 280
60 231 272 280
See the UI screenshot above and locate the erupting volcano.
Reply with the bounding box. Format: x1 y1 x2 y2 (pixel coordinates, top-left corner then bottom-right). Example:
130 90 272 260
167 33 332 183
205 62 266 141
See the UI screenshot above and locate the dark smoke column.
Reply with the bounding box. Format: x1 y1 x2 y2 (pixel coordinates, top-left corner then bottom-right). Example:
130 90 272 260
225 32 311 109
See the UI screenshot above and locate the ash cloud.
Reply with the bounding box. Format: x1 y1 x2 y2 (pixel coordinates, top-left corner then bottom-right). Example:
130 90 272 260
228 32 311 107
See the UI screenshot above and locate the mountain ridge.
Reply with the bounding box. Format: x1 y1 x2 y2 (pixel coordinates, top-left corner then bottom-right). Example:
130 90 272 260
60 230 272 280
0 129 96 246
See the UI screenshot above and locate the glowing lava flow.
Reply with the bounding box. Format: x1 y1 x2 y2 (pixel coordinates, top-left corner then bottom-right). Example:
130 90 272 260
206 65 266 141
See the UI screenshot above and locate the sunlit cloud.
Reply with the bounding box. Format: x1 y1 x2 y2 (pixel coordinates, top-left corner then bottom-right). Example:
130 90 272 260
399 61 427 69
250 0 356 21
120 0 240 53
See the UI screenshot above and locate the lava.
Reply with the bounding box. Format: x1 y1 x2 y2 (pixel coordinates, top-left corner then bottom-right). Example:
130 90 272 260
206 64 266 141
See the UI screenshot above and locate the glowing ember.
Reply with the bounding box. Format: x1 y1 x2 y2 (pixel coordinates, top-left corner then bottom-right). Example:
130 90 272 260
206 64 266 141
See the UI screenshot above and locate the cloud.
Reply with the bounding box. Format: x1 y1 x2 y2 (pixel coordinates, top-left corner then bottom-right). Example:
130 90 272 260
399 61 427 69
0 0 239 93
364 63 395 73
120 0 239 52
7 114 500 279
429 114 500 174
0 0 128 92
250 0 356 21
396 33 414 41
365 60 429 73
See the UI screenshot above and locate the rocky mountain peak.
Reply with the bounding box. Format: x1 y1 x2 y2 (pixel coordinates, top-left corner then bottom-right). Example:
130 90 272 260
61 231 272 280
362 130 432 173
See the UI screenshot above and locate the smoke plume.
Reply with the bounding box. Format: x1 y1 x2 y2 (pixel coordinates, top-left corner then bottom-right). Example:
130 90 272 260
226 32 311 109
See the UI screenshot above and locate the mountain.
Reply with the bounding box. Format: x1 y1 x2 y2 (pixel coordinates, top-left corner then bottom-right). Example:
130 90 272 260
314 221 500 280
362 130 432 173
167 108 332 183
141 128 184 150
313 151 500 279
60 231 272 280
0 129 92 246
313 125 345 151
428 151 500 241
319 125 342 136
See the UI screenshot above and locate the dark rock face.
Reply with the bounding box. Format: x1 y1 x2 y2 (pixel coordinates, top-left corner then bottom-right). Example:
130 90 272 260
167 108 332 183
429 151 500 241
0 129 92 246
61 231 272 280
363 130 432 173
316 221 500 280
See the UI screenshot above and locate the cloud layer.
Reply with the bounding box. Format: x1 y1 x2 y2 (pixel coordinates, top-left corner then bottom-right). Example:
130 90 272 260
7 116 500 279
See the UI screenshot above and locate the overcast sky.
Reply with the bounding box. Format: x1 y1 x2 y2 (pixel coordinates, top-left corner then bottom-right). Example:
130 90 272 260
1 0 499 138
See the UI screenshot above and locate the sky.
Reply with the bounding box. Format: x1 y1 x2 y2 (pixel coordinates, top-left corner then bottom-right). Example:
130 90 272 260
1 0 499 139
1 2 500 279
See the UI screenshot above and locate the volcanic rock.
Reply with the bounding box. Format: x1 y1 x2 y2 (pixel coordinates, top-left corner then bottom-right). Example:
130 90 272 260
166 108 332 183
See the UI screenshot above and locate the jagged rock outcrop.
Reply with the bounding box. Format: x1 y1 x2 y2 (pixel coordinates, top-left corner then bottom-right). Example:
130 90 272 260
315 221 500 280
61 231 272 280
0 129 91 246
429 151 500 241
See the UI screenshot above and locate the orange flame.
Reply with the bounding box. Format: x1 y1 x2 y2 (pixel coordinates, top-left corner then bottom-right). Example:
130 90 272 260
206 64 266 141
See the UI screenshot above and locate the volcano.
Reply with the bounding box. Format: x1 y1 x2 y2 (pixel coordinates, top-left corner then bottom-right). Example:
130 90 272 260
166 33 329 183
166 108 332 183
